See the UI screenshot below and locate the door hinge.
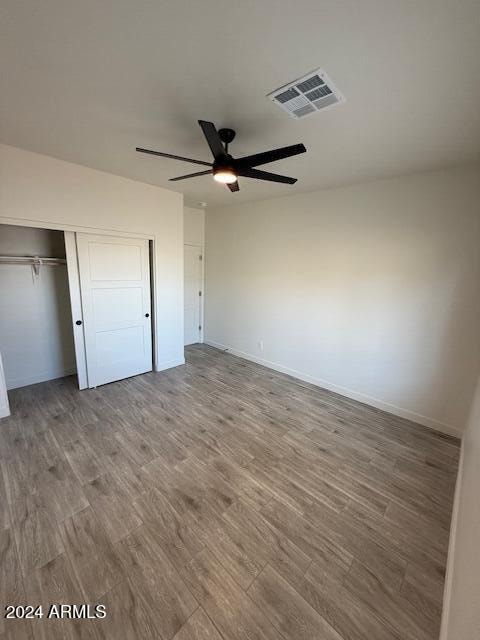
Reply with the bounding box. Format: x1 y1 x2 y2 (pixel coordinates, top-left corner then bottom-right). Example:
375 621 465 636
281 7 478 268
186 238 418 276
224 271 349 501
199 290 202 296
199 255 203 261
199 325 202 331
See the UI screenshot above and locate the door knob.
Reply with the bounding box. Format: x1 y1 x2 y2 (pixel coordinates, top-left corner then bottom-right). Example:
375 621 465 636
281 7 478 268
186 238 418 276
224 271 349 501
145 313 150 318
75 320 82 326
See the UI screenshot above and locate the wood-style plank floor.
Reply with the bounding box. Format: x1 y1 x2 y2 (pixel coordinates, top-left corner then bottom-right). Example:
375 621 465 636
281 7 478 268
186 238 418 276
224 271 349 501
0 344 459 640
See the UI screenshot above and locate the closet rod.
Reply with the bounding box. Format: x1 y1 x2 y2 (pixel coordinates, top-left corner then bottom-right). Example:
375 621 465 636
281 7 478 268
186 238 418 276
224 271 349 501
0 255 67 275
0 256 66 265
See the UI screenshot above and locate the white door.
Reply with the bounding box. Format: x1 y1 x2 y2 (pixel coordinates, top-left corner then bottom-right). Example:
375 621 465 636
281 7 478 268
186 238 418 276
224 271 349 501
76 234 152 387
184 245 202 345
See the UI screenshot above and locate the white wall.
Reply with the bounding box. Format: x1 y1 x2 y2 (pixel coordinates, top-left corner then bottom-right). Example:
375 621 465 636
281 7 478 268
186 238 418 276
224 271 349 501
0 144 184 371
440 377 480 639
184 206 205 246
0 225 76 389
205 165 480 435
0 224 66 256
0 352 10 418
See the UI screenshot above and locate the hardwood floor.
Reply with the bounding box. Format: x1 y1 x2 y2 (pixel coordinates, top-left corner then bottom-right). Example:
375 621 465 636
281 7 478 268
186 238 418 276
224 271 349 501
0 344 460 639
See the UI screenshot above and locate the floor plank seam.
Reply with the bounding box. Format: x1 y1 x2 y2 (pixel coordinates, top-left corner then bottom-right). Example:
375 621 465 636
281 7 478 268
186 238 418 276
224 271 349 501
0 344 458 640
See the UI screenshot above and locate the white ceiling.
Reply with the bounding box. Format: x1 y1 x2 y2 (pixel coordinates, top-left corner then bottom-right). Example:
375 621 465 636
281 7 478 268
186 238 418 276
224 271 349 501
1 0 479 208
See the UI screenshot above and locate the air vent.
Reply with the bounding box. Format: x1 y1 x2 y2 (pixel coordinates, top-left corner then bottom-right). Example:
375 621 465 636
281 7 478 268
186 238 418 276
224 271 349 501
268 69 344 119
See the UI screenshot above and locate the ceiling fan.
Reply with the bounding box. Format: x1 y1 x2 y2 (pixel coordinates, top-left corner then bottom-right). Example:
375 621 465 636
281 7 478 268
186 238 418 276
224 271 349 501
136 120 306 192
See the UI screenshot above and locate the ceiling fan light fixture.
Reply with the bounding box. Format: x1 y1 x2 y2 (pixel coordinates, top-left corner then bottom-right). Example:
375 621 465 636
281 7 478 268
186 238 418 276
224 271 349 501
137 119 306 193
213 168 237 184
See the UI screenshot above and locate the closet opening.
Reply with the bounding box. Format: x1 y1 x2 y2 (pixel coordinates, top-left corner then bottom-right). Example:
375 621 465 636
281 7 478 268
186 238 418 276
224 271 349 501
0 224 77 391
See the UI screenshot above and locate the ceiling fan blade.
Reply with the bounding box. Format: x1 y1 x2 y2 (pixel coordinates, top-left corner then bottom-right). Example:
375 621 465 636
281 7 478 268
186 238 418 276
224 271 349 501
238 167 297 184
235 143 306 168
169 170 212 182
198 120 226 159
136 147 212 167
227 181 240 192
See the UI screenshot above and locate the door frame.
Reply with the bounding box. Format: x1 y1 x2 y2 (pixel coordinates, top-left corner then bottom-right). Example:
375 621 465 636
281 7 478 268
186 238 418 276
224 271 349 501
64 231 88 389
184 242 204 344
0 219 157 389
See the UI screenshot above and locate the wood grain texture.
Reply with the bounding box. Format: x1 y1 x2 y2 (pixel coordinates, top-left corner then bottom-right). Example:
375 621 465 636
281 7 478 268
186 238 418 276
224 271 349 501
247 564 342 640
12 492 64 576
96 578 160 640
82 473 143 544
0 344 459 639
25 553 96 640
59 507 123 602
0 528 32 639
172 607 223 640
180 548 281 640
115 524 197 639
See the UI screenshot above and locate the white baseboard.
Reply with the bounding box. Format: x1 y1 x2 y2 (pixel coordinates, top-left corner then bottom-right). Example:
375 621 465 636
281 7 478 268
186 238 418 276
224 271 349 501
7 367 77 391
204 339 462 438
439 440 464 639
155 357 185 372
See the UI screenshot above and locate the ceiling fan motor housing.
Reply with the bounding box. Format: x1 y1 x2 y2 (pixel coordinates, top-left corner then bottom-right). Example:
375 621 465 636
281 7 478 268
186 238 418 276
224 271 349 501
218 128 236 145
213 154 236 174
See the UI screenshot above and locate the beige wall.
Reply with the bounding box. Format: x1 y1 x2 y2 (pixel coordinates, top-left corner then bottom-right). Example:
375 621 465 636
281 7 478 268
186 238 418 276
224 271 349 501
440 377 480 639
0 144 184 370
205 165 480 435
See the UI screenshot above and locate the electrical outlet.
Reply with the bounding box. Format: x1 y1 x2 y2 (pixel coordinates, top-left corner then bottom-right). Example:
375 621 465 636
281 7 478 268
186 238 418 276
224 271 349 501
258 340 264 351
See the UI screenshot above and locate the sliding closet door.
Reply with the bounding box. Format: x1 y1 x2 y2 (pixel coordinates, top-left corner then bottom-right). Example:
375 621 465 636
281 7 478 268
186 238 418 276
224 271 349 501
76 234 152 387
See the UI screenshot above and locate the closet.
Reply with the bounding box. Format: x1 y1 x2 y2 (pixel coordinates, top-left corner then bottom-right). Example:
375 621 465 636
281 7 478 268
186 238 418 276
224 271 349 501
0 224 154 398
0 224 76 390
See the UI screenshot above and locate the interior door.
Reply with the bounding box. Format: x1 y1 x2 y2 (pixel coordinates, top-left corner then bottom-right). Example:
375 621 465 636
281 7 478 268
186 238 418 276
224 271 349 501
76 234 152 387
184 245 202 345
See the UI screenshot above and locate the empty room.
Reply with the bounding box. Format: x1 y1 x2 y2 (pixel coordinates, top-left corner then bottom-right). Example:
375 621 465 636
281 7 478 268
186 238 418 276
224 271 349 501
1 1 479 639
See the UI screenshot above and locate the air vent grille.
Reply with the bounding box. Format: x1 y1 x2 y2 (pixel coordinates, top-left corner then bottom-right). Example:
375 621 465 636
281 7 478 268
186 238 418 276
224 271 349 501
293 104 316 118
268 69 344 119
306 85 332 101
276 87 300 103
296 76 324 93
312 93 338 110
